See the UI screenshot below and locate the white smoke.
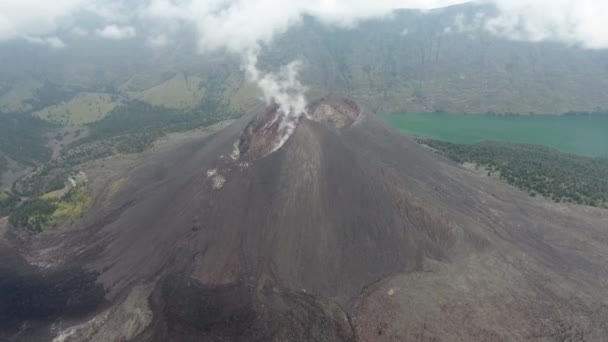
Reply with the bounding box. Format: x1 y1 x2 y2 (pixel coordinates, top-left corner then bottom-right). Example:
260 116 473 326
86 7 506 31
244 51 307 118
242 50 307 152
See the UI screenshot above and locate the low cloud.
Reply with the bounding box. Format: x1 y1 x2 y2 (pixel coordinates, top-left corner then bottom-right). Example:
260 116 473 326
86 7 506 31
443 0 608 49
1 1 607 50
23 35 67 49
141 0 467 55
444 12 486 34
146 33 169 48
485 0 608 49
0 0 84 41
95 25 136 40
69 26 89 37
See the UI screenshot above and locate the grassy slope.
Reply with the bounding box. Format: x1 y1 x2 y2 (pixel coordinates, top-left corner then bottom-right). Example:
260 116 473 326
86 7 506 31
34 92 118 125
0 79 42 112
128 73 205 110
382 113 608 157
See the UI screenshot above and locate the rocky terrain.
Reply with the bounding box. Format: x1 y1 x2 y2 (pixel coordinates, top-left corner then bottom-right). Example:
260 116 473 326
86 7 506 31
1 97 607 341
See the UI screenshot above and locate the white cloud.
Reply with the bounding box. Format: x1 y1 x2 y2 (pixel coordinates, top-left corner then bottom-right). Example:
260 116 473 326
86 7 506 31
467 0 608 49
0 0 84 41
69 26 89 37
23 35 67 49
95 25 136 40
140 0 467 55
445 11 486 34
0 0 607 60
0 0 607 50
45 36 67 49
83 1 132 23
146 33 169 48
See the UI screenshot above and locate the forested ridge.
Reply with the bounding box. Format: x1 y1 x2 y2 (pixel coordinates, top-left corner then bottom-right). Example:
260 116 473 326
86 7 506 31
0 113 53 175
421 139 608 208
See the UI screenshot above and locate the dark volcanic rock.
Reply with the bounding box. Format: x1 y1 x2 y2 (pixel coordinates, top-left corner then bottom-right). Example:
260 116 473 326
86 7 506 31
2 97 608 341
238 102 291 161
0 247 105 339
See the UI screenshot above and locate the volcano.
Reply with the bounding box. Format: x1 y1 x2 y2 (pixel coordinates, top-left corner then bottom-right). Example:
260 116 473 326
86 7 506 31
1 96 608 341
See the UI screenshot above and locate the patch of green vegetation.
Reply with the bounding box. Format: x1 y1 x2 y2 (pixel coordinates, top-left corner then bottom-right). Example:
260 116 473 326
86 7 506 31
0 112 54 167
0 112 54 188
47 186 91 227
0 154 7 178
40 188 66 200
14 165 82 198
9 184 90 232
9 198 57 232
383 113 608 158
24 80 75 112
82 100 236 147
0 78 42 112
34 92 118 125
420 139 608 208
0 191 19 217
130 73 205 109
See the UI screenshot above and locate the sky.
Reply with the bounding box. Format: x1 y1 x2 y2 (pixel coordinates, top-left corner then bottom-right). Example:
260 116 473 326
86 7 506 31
1 0 608 52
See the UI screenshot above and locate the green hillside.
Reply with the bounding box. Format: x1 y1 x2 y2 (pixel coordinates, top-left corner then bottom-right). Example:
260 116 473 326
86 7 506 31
0 113 53 172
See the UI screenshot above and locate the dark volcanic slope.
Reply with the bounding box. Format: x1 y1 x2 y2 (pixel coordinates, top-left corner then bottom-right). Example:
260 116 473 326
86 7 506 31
2 98 608 341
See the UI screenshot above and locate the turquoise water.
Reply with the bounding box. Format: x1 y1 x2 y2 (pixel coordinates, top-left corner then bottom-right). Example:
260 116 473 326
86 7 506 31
382 113 608 158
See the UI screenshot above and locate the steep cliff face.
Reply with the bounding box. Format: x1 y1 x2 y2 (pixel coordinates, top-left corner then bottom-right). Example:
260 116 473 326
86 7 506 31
2 97 608 341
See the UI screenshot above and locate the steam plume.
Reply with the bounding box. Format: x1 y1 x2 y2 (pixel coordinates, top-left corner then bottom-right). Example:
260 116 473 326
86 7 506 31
244 52 307 118
243 50 308 151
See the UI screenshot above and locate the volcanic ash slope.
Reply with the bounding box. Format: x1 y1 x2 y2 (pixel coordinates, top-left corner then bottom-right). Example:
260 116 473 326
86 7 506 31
3 97 608 341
